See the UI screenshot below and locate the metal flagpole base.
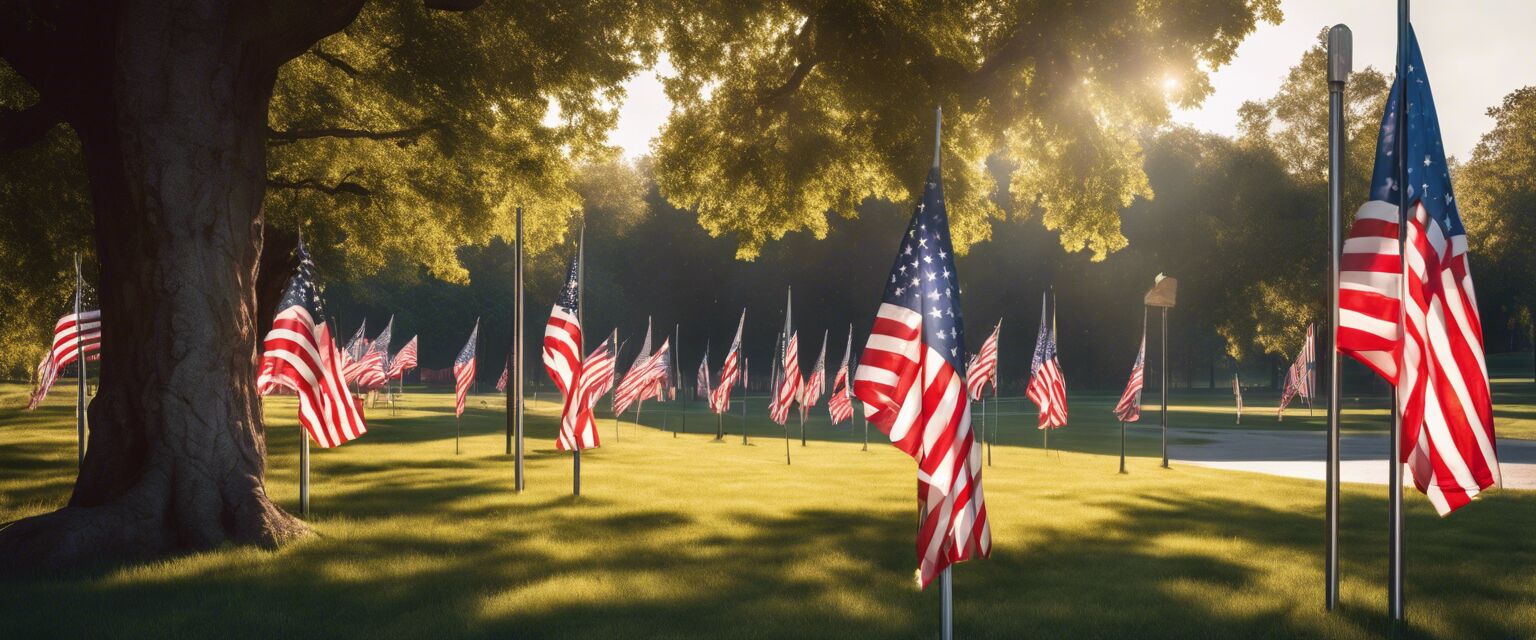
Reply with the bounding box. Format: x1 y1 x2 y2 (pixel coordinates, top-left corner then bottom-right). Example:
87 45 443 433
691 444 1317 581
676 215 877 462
940 567 953 640
574 449 581 496
300 430 310 516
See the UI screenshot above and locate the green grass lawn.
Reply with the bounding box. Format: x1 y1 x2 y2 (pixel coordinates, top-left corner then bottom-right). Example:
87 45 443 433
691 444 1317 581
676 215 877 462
1 353 1533 638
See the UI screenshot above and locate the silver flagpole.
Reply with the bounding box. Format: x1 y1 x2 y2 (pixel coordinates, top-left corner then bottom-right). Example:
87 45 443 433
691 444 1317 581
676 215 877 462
930 103 953 640
1326 23 1351 613
1389 0 1408 625
299 430 310 516
742 354 750 445
74 253 87 466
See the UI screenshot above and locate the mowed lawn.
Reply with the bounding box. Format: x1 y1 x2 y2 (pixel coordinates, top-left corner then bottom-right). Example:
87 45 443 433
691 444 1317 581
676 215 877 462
0 354 1533 639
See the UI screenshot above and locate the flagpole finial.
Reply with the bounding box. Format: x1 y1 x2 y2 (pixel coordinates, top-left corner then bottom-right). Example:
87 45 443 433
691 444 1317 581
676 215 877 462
932 106 943 169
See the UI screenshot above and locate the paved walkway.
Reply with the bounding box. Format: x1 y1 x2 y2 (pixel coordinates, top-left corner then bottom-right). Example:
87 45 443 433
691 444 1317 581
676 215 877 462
1169 428 1536 490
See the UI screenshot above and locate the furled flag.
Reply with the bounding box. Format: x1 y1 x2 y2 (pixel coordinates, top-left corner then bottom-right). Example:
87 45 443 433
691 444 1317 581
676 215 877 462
1277 324 1315 419
1026 292 1068 429
561 333 618 450
255 239 366 448
612 319 653 415
1337 28 1497 515
1112 313 1147 423
26 293 103 410
339 320 369 384
453 320 478 417
853 152 989 588
496 361 509 392
388 335 419 380
1234 374 1244 424
769 290 800 425
770 332 801 425
800 330 828 418
966 320 1001 401
710 310 746 413
355 316 392 390
696 341 712 401
828 325 854 425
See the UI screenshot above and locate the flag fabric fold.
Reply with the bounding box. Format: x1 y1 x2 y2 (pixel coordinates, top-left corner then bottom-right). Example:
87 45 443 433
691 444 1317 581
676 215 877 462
1113 312 1147 423
1336 27 1498 516
710 310 746 413
852 162 989 588
1026 292 1068 429
453 321 478 417
828 325 854 425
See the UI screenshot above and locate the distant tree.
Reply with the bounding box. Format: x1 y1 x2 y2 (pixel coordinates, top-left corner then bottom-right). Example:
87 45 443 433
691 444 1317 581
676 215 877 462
1458 86 1536 366
653 0 1282 260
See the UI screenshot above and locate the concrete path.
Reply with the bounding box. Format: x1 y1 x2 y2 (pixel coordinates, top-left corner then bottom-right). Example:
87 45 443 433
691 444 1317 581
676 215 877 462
1169 428 1536 490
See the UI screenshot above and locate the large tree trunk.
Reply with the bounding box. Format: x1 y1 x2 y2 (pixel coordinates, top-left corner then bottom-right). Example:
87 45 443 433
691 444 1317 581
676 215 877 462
0 0 362 570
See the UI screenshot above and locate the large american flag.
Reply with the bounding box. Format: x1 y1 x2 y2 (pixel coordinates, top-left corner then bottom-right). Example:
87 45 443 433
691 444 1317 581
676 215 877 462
1338 28 1497 516
770 331 800 425
828 325 854 425
1277 324 1314 418
453 320 478 417
1112 317 1146 423
561 333 617 450
1026 293 1068 429
543 251 583 399
388 335 418 379
26 303 103 410
965 320 1001 401
799 330 827 417
710 310 746 413
853 162 989 588
255 240 366 448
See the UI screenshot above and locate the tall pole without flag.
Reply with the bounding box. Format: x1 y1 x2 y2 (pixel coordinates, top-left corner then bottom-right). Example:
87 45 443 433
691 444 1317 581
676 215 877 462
512 206 525 491
1325 23 1351 613
1389 0 1408 624
73 253 87 466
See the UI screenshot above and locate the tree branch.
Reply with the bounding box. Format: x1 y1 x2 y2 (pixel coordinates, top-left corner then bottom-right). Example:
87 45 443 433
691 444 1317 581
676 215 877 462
266 121 443 146
309 47 359 77
267 177 372 197
760 18 818 108
0 103 62 151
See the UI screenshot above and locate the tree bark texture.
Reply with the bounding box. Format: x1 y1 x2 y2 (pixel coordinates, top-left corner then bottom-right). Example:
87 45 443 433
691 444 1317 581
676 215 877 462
0 0 364 571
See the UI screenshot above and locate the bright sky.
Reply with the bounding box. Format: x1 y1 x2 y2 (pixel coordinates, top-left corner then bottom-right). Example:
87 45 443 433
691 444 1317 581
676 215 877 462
609 1 1536 161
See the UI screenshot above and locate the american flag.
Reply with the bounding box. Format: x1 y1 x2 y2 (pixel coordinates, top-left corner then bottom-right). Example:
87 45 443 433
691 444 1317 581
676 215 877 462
496 362 509 392
615 335 671 415
828 325 854 425
26 303 103 410
453 320 478 417
710 311 746 413
1112 317 1146 423
1026 292 1068 429
255 240 366 448
612 320 652 415
561 332 617 450
770 331 800 425
543 250 583 399
388 335 418 379
799 330 827 417
1338 28 1498 516
1277 324 1314 418
696 341 712 400
852 161 989 588
339 320 369 385
965 320 1001 401
355 316 392 390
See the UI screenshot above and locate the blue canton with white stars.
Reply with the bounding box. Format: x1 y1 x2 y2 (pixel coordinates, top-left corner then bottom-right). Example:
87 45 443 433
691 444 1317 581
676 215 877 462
278 240 326 323
456 324 478 366
883 166 967 375
1371 26 1463 238
1029 303 1054 375
556 251 580 313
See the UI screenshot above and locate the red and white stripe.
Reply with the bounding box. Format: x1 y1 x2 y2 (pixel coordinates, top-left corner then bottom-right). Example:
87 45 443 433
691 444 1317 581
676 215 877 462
828 359 853 425
388 336 418 379
1339 199 1499 515
966 322 1000 401
559 338 616 450
854 303 990 587
769 332 800 425
1026 359 1067 429
613 338 670 416
27 309 103 409
543 304 582 397
799 333 827 414
258 308 367 448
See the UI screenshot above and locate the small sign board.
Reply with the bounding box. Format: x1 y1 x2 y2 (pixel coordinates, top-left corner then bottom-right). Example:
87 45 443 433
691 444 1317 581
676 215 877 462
1145 274 1178 308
